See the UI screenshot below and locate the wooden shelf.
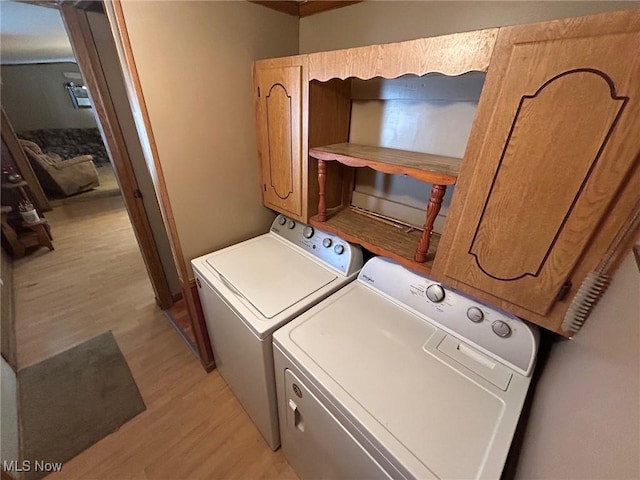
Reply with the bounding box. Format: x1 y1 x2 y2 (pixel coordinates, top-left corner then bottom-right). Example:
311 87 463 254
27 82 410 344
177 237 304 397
310 207 439 275
309 143 461 185
1 181 29 189
311 143 455 265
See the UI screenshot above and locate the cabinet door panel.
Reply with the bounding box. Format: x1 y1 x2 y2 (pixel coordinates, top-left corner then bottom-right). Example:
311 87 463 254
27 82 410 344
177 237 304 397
256 66 303 217
438 13 640 317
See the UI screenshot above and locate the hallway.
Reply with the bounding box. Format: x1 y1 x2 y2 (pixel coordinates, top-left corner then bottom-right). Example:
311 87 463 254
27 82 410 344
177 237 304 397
13 179 146 368
12 193 296 479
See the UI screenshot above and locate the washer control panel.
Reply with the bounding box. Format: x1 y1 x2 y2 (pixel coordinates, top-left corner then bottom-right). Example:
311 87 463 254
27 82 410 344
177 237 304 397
357 257 538 376
271 215 363 276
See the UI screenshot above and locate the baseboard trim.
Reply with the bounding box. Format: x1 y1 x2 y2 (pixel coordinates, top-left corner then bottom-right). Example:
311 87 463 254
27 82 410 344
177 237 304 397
163 310 198 357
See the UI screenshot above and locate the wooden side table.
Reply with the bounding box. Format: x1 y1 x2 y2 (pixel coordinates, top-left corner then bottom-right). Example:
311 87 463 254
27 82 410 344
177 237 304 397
1 180 31 201
1 207 54 258
21 219 54 252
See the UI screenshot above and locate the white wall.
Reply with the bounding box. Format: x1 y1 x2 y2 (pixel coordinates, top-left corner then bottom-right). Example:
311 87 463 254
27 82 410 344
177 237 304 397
516 253 640 479
300 1 639 53
1 357 19 476
1 63 98 131
118 1 299 280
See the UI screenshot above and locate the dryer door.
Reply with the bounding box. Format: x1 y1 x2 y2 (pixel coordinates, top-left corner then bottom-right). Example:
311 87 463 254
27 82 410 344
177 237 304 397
281 369 394 480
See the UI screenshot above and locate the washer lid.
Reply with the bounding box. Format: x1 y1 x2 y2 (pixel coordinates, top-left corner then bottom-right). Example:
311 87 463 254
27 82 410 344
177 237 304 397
279 282 529 479
205 236 337 319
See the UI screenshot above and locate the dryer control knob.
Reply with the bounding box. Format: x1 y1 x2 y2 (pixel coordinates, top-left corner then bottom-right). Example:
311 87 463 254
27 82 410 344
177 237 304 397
467 307 484 323
334 244 344 255
303 226 314 239
492 320 512 338
426 284 445 303
287 219 296 229
278 216 287 226
322 238 332 248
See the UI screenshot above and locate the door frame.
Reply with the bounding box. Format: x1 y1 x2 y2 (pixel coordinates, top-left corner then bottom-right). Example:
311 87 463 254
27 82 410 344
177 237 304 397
59 4 173 309
100 0 215 370
60 1 215 370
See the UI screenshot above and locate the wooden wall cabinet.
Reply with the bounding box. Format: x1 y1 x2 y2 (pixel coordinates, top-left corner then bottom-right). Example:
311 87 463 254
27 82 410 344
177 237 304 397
254 62 305 219
254 58 351 222
253 9 640 336
253 29 496 224
432 10 640 335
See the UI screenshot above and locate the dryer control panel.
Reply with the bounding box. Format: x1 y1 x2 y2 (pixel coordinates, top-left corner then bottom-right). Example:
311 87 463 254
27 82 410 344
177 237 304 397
271 215 363 277
358 257 539 376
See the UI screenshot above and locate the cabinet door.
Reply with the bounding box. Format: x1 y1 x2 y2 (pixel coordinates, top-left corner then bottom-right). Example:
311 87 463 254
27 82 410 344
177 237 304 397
255 66 303 218
435 11 640 318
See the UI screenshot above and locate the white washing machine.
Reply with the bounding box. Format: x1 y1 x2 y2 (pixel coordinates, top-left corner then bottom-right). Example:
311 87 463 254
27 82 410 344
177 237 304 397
273 257 539 479
191 214 362 450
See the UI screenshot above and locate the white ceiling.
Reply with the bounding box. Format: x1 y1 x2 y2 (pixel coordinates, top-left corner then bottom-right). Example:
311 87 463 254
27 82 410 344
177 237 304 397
0 0 75 64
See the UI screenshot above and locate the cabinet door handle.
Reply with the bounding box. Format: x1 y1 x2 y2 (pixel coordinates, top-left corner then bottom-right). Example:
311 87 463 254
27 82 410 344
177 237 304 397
556 280 572 301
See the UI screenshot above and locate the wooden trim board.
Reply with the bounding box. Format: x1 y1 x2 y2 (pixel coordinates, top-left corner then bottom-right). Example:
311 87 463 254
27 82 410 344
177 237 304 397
249 1 361 17
104 1 189 285
104 1 216 368
307 28 498 81
299 1 361 17
182 279 215 371
60 6 173 310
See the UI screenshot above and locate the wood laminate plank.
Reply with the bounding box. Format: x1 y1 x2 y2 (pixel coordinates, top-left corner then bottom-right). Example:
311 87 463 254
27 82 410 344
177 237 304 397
310 207 439 274
13 194 297 479
309 143 460 185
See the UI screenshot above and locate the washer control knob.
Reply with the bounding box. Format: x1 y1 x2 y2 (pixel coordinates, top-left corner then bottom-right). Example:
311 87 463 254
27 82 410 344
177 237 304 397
287 219 296 230
466 306 484 323
278 216 287 225
426 284 445 303
322 238 332 248
334 244 344 255
492 320 512 338
303 226 314 239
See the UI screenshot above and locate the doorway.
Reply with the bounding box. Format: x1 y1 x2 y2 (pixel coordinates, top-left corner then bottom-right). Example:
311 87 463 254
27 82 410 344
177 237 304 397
0 1 191 347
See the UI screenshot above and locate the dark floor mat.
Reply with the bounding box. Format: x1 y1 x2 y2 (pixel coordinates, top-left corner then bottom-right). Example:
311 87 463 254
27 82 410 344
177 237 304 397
18 331 146 479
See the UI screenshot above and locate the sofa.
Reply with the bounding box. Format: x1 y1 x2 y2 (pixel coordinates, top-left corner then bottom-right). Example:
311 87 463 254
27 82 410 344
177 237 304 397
19 139 99 197
17 128 109 165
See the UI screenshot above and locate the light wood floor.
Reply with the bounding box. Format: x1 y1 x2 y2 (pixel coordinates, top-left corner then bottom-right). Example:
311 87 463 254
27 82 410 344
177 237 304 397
13 192 297 479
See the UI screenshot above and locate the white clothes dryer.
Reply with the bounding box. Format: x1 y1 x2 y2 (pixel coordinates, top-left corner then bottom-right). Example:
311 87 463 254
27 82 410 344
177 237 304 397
191 214 362 450
273 256 539 479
